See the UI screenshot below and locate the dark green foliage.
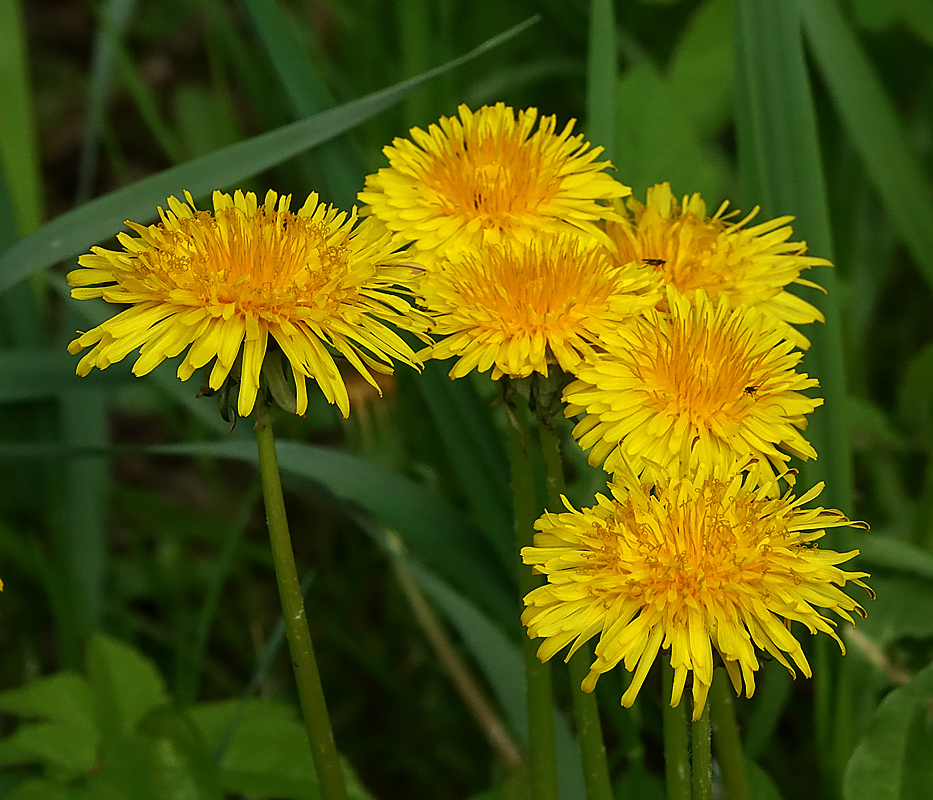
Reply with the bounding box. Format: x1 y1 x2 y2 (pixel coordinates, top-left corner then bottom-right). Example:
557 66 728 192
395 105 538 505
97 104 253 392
1 0 933 797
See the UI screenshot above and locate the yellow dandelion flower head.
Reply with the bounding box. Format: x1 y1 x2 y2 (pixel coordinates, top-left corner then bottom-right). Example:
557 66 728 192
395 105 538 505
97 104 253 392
358 103 630 262
521 468 872 719
564 287 822 489
67 190 428 418
606 182 828 348
422 234 661 380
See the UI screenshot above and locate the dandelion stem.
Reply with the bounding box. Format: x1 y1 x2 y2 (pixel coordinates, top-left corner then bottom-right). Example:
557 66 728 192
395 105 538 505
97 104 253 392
663 660 692 800
710 668 750 800
255 415 348 800
507 402 559 800
538 419 614 800
692 699 713 800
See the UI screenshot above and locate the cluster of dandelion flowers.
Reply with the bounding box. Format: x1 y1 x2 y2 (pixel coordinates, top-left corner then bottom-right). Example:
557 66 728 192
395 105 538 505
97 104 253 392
421 234 661 380
564 288 822 489
521 467 872 719
605 182 827 348
358 103 629 263
67 189 428 418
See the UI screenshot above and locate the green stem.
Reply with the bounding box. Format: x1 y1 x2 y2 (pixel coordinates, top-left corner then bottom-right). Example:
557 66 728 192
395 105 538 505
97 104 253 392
692 699 712 800
710 668 750 800
538 420 614 800
568 646 615 800
507 405 559 800
662 660 692 800
255 416 348 800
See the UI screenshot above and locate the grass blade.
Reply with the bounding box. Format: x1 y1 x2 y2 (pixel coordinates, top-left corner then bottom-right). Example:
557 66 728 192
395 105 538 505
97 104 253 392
733 0 853 512
585 0 617 164
0 0 42 235
240 0 364 208
0 14 541 295
802 0 933 292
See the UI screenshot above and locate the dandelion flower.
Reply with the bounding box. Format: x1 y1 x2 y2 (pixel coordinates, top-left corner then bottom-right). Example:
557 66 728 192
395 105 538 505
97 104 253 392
358 103 629 263
564 288 821 489
522 467 871 719
607 182 827 347
67 190 427 418
422 234 661 380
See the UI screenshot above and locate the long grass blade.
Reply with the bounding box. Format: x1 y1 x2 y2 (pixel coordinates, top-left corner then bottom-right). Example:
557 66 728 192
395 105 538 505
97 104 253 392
240 0 364 208
0 15 540 295
585 0 617 165
733 0 852 511
802 0 933 292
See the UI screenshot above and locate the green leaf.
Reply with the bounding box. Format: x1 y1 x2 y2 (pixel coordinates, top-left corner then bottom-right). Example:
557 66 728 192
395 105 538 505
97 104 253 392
85 633 169 745
802 0 933 292
615 62 723 201
0 672 96 731
189 699 374 800
7 779 75 800
0 721 98 779
0 15 539 295
843 661 933 800
90 706 223 800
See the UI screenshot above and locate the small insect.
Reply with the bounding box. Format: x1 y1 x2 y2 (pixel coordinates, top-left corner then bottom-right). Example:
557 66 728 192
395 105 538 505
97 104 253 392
644 258 666 267
744 385 759 396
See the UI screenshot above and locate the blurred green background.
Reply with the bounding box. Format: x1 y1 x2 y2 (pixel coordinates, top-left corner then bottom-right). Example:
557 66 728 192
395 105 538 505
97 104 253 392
1 0 933 798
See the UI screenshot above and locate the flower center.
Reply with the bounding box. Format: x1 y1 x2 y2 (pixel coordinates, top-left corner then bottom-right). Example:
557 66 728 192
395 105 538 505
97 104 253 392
136 206 356 317
639 314 759 423
444 241 614 333
426 130 557 225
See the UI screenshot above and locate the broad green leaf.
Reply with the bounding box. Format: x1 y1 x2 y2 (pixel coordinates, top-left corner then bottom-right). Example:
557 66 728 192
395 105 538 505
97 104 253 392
0 721 98 779
86 633 169 745
0 672 96 734
90 707 223 800
7 779 75 800
0 15 540 295
843 661 933 800
802 0 933 294
615 62 723 201
189 699 374 800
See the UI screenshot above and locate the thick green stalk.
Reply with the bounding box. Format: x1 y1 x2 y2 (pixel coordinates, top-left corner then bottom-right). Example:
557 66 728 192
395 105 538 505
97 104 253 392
692 700 712 800
507 408 559 800
255 417 348 800
538 421 614 800
662 660 692 800
710 668 750 800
